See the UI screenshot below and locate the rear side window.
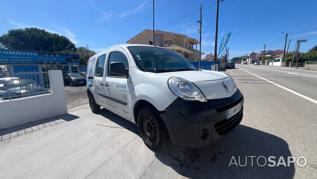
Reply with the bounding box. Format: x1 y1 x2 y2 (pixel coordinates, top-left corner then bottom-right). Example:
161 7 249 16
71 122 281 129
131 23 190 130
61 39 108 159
95 54 106 77
108 52 128 76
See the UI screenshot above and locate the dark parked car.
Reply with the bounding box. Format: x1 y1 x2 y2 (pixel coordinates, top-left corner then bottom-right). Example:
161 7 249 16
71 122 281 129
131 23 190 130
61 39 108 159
64 73 86 86
226 61 236 69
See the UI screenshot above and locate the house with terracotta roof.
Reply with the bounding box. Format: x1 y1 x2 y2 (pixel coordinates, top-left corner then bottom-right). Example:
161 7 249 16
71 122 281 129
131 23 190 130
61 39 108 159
127 29 200 61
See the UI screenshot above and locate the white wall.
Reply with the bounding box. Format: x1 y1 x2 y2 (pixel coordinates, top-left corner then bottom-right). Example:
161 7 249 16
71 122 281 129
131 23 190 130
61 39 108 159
269 59 282 66
0 70 67 129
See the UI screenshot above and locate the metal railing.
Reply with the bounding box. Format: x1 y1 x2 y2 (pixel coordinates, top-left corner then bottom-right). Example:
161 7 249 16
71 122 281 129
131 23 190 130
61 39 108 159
0 72 51 101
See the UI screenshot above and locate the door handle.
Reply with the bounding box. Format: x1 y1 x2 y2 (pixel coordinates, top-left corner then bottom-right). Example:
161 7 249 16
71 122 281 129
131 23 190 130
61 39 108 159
105 83 110 87
100 83 105 86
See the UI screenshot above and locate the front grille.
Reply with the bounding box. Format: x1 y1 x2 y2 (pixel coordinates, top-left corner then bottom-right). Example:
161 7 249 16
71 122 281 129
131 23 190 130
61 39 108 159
215 110 243 135
216 97 243 112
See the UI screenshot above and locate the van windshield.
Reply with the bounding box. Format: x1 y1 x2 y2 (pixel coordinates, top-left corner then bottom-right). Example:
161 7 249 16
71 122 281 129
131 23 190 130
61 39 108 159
128 46 196 73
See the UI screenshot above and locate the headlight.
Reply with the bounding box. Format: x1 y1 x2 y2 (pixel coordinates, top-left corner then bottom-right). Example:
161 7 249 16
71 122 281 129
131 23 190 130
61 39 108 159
168 77 207 102
226 76 238 92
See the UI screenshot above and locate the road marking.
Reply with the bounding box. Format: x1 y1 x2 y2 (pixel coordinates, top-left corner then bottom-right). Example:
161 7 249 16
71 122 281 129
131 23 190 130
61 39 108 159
240 68 317 105
245 65 317 78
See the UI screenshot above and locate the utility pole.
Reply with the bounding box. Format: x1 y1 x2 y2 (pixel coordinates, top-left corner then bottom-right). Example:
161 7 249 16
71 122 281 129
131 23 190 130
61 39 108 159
198 3 203 70
263 44 266 65
282 33 288 66
286 39 291 54
214 0 222 67
152 0 155 46
225 47 229 61
292 39 307 68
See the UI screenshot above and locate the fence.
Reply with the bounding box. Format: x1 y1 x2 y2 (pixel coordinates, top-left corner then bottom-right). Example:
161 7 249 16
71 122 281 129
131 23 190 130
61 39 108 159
0 70 67 129
0 72 50 101
304 61 317 71
191 61 218 70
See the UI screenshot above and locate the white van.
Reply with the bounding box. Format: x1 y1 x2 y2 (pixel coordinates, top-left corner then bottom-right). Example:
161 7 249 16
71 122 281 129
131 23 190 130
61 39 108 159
87 44 244 150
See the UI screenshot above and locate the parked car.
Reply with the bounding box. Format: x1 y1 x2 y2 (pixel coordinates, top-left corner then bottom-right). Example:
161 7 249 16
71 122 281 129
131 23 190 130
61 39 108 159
254 61 261 65
64 73 86 86
80 72 86 78
0 77 47 100
87 45 244 151
226 60 235 69
242 61 248 65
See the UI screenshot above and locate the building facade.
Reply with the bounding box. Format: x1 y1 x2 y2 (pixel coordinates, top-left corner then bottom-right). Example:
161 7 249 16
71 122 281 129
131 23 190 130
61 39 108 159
127 29 200 61
0 50 80 78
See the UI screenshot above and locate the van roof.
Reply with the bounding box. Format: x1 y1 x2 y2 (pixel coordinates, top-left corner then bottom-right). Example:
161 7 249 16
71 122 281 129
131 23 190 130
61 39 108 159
92 44 157 58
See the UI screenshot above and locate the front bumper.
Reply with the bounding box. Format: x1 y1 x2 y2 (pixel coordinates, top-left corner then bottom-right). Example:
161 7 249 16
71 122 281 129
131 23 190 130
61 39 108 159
160 89 244 148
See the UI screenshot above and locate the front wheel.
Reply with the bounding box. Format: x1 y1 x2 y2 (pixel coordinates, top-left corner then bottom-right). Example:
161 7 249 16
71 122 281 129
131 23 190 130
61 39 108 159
88 92 100 113
137 106 168 151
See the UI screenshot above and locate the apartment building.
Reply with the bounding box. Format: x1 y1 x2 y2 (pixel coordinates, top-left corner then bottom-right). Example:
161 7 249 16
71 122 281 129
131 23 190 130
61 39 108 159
127 29 200 60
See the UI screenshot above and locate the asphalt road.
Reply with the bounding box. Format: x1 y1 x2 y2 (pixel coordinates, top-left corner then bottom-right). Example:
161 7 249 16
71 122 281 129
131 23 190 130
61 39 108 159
0 66 316 179
227 65 317 178
64 86 88 109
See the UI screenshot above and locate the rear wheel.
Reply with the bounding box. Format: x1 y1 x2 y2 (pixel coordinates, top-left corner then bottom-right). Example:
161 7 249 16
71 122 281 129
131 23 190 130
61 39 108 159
137 106 168 151
88 92 100 113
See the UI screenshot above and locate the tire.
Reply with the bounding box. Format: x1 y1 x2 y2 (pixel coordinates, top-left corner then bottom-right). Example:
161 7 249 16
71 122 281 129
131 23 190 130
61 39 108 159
88 92 100 114
137 106 168 151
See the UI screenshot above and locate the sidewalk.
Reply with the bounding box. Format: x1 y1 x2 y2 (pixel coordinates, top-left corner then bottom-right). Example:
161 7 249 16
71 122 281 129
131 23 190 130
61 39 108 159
0 105 182 179
0 104 295 179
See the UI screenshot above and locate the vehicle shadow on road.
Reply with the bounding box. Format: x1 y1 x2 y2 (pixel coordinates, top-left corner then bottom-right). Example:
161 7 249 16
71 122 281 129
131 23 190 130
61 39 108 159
0 114 79 142
93 110 294 178
97 109 139 135
155 125 295 179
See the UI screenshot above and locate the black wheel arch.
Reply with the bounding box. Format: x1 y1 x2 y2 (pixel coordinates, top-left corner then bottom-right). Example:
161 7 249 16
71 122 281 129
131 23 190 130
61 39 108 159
133 100 158 124
134 99 170 144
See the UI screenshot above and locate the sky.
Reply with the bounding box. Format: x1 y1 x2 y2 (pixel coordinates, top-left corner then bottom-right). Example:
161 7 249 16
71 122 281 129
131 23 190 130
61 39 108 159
1 0 317 57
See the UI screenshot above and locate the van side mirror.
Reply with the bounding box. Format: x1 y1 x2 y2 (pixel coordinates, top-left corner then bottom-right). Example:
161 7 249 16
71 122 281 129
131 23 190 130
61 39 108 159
110 62 128 77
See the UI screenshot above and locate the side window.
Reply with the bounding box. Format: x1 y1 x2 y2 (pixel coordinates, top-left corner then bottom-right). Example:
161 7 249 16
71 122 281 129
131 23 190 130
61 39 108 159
95 54 106 77
108 52 129 77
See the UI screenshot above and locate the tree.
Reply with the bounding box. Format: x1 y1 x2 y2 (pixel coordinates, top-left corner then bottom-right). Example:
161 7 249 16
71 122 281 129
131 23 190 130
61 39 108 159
231 57 242 63
0 42 7 50
304 46 317 61
76 47 96 65
0 28 76 52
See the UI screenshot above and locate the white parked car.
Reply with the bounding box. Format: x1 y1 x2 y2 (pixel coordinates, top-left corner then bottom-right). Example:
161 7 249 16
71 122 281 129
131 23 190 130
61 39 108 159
87 44 244 150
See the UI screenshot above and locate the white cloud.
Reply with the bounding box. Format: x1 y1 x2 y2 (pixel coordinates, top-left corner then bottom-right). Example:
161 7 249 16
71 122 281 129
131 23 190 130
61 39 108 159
60 27 79 44
181 23 198 36
90 0 113 23
297 30 317 38
201 34 215 48
7 19 58 34
119 0 148 18
7 19 79 44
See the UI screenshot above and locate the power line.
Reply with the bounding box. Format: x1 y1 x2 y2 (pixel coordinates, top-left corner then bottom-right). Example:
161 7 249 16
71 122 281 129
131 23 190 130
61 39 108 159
289 27 317 35
160 1 216 29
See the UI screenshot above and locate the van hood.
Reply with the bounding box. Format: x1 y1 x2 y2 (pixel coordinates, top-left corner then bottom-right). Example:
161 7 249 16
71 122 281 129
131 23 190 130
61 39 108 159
154 70 237 100
155 70 227 82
